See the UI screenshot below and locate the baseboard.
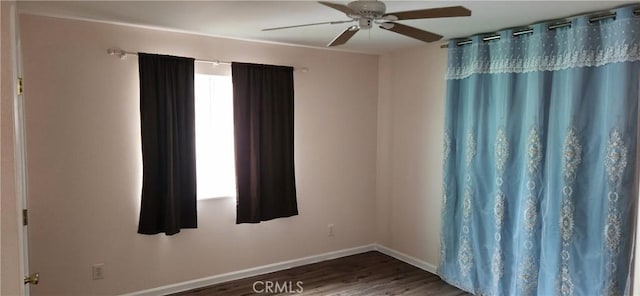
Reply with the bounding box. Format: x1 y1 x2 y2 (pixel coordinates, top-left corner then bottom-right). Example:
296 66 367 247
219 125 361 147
121 244 377 296
374 244 438 274
122 243 439 296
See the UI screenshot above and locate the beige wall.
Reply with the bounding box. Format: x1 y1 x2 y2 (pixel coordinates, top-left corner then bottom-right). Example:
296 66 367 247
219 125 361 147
376 45 447 266
1 2 24 295
19 14 378 295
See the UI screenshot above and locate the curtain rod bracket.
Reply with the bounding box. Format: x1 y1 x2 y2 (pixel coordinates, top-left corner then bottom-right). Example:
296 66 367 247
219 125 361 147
107 47 127 59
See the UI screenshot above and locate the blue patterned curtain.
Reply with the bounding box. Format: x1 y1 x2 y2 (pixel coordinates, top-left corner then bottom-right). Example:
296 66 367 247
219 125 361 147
439 6 640 296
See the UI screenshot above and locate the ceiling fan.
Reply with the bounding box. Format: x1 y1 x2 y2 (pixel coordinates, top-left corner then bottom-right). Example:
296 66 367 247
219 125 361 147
262 0 471 47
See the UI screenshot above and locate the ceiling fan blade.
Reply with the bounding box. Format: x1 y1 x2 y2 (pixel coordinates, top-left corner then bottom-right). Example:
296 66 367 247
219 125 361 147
384 6 471 21
263 20 354 31
318 1 357 15
328 26 359 47
379 22 442 43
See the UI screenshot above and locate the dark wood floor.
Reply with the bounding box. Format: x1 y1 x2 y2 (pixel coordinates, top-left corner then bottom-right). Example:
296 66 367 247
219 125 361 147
172 251 470 296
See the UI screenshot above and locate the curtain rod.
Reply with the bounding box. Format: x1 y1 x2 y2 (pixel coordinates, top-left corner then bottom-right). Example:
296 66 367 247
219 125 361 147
440 7 640 48
106 47 309 72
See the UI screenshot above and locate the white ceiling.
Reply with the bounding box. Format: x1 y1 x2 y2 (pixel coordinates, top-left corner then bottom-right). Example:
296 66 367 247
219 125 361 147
16 1 639 54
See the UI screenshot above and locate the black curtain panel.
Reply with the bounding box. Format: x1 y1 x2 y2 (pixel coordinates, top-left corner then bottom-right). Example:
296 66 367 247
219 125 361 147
232 62 298 223
138 53 197 235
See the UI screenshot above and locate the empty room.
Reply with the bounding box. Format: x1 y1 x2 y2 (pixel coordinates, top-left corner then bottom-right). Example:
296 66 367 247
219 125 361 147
2 1 640 295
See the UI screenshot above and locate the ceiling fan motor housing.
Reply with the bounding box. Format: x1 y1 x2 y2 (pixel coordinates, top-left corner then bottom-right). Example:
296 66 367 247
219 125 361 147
347 0 386 19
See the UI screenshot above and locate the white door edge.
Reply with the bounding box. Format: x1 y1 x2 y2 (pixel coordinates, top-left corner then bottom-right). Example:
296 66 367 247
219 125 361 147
10 3 30 294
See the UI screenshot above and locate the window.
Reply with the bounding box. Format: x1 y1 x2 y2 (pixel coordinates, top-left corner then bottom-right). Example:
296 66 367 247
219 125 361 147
195 74 236 200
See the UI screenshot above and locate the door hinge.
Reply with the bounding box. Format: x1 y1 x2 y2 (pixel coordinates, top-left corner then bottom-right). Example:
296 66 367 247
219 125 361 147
17 77 23 95
22 209 28 226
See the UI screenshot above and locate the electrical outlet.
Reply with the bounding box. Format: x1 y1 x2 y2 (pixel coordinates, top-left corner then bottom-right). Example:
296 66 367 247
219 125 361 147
92 263 104 280
328 224 335 237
